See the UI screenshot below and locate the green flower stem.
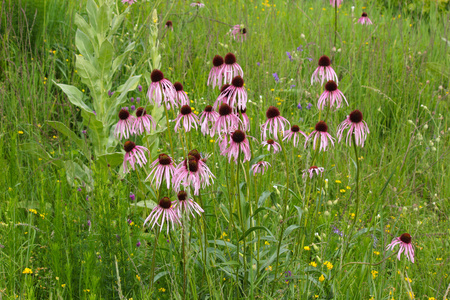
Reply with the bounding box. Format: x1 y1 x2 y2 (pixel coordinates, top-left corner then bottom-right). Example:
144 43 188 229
163 102 174 158
149 229 160 290
271 137 290 295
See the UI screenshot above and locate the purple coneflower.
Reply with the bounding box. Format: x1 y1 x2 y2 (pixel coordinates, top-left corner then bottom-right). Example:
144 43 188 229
283 125 307 147
318 80 348 110
311 55 339 85
144 197 181 234
336 110 369 147
123 141 149 173
358 12 373 25
330 0 343 6
210 103 241 137
260 106 290 140
115 109 135 140
219 76 247 110
223 53 244 84
122 0 137 4
221 130 251 163
174 190 204 219
261 139 281 154
303 166 324 179
146 154 176 189
174 82 190 106
133 107 156 135
208 55 225 89
250 161 271 176
229 25 247 42
199 105 219 136
190 1 205 7
386 233 415 263
173 153 215 195
165 20 173 30
304 121 335 152
174 105 199 133
147 69 177 109
213 84 231 110
238 108 250 131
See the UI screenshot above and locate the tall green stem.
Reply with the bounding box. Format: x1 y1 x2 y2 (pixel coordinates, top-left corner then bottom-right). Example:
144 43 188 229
149 230 160 290
163 102 174 158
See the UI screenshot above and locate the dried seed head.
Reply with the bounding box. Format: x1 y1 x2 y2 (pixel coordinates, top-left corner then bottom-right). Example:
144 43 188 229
318 55 331 67
180 105 192 115
174 82 183 92
212 55 224 67
158 154 171 165
315 121 328 132
266 106 280 119
124 141 136 152
159 197 172 209
224 53 237 65
231 76 244 88
349 110 363 123
231 130 246 143
400 233 411 244
150 69 164 82
325 80 338 92
219 103 232 116
119 109 130 120
136 107 146 117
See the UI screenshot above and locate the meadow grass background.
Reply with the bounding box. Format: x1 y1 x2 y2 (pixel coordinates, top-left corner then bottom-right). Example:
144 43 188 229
1 0 450 299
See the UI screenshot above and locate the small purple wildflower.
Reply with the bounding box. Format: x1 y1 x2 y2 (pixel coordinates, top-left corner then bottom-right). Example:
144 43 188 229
77 187 82 192
138 85 142 92
167 240 170 243
87 220 91 227
93 110 97 116
136 241 141 247
0 244 4 249
130 105 135 111
130 97 134 102
136 97 141 103
272 73 280 83
116 234 120 241
297 45 303 51
306 103 312 110
257 62 260 66
108 90 113 97
285 271 292 283
82 130 87 135
371 234 378 248
332 226 344 237
286 52 292 61
130 193 136 201
127 219 132 224
306 57 313 62
290 85 296 89
297 103 302 110
98 254 101 260
86 196 89 201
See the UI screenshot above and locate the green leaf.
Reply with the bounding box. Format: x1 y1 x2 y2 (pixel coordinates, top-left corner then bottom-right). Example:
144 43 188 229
130 200 157 210
75 29 94 58
208 240 236 249
20 142 63 168
65 160 93 191
74 14 97 50
283 225 300 238
153 271 169 283
106 75 141 124
55 83 93 114
112 42 135 74
240 226 274 241
97 4 111 36
98 40 114 82
258 191 273 207
96 152 124 168
46 121 88 157
76 56 101 97
110 10 127 37
86 0 98 31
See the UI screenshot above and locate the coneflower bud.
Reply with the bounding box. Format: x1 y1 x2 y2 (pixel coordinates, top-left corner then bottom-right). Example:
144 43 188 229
266 106 280 119
124 141 136 152
349 110 363 123
135 107 147 117
231 130 246 143
119 109 130 120
180 105 192 115
159 197 172 209
400 233 411 244
224 53 237 65
315 121 328 132
325 80 338 92
150 69 164 82
212 55 224 67
231 76 244 88
174 82 183 92
318 55 331 67
219 103 232 116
